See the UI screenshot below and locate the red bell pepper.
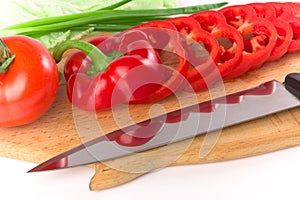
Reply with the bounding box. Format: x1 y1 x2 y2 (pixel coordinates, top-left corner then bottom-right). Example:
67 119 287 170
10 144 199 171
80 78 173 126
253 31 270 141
288 2 300 19
167 16 220 92
55 30 166 111
248 3 293 61
191 11 244 76
63 36 119 81
189 10 244 91
129 20 190 102
220 5 277 78
267 2 300 53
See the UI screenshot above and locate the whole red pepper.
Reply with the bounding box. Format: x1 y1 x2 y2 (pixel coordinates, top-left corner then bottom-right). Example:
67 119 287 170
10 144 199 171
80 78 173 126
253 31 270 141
248 3 293 61
63 36 116 82
55 30 166 111
220 5 277 78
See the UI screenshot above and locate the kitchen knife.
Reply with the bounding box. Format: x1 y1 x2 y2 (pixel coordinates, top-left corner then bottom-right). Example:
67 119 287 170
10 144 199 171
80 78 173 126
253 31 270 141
28 73 300 172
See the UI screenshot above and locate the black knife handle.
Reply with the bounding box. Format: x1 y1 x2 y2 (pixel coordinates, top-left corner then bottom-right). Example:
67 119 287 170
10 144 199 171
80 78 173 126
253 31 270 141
285 73 300 99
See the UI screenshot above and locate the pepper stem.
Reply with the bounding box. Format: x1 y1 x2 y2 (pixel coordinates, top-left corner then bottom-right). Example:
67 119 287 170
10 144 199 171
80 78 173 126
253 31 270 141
0 39 16 74
52 40 112 76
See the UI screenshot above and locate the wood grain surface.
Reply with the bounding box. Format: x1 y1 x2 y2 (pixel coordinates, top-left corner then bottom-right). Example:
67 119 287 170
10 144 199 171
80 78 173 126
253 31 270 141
0 45 300 190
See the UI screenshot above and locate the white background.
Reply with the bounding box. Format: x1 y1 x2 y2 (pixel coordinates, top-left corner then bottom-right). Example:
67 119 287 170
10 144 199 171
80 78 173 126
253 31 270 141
1 0 300 199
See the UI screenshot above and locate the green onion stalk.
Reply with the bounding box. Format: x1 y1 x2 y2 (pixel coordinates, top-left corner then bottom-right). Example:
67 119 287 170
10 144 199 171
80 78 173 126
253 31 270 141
1 1 228 51
4 2 228 36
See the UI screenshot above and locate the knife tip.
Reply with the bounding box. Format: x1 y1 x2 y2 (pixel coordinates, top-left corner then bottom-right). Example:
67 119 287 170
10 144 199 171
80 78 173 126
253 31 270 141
27 167 41 173
28 157 69 173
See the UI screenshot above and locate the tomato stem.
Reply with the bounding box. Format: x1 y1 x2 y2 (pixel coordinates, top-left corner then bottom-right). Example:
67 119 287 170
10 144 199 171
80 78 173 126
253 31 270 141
0 39 16 74
53 40 113 77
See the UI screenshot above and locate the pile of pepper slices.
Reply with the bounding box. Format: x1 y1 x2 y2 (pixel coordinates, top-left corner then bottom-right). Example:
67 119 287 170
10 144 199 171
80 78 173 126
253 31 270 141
54 2 300 111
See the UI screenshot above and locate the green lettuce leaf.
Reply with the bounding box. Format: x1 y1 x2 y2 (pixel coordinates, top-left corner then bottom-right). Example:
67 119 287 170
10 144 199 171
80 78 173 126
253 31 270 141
0 0 178 50
0 0 178 29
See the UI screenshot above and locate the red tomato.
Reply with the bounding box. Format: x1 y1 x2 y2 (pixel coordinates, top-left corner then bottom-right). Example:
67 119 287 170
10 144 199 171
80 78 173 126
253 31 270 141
0 36 59 127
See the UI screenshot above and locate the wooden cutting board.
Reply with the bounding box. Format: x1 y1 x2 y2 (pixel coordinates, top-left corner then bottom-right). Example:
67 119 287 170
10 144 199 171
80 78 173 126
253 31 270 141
0 46 300 191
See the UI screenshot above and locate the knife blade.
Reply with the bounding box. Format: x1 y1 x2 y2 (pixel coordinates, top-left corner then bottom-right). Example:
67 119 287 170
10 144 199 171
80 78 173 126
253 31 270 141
28 73 300 172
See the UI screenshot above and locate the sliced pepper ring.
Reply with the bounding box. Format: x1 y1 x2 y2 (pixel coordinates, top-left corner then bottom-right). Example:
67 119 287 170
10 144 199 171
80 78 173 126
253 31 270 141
220 5 277 78
167 16 220 91
191 10 244 81
268 2 300 53
249 3 293 61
